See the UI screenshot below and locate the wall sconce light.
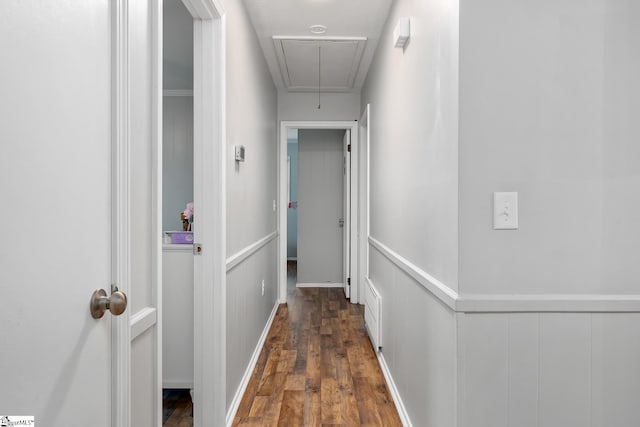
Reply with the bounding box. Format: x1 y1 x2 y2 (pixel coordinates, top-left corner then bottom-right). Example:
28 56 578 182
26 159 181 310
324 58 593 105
393 17 410 49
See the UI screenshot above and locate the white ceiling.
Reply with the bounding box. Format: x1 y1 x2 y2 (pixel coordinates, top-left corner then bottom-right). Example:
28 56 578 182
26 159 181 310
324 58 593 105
242 0 393 93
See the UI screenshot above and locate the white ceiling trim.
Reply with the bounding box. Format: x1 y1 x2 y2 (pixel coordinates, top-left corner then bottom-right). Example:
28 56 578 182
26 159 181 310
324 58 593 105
273 36 367 93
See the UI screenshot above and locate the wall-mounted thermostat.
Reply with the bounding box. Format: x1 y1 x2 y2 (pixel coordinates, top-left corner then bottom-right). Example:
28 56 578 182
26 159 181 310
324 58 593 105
235 145 245 162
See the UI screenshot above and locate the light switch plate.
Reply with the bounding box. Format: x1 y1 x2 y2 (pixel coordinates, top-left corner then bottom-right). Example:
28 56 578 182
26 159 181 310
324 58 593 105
494 192 518 230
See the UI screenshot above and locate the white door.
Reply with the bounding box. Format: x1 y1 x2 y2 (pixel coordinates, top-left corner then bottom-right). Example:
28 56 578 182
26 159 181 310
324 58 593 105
343 130 351 298
0 1 160 425
297 129 344 286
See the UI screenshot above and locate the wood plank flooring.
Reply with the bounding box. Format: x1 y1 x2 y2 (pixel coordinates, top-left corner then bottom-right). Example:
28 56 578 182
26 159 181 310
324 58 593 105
163 389 192 427
163 262 401 426
232 263 402 426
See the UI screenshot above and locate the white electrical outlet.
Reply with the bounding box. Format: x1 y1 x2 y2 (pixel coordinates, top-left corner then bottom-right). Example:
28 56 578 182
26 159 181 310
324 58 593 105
261 279 265 296
494 192 518 230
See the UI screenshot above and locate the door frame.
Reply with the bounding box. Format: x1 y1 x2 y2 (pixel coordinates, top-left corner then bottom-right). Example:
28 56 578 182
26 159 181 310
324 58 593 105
111 0 165 425
181 0 228 426
357 105 370 305
278 121 359 304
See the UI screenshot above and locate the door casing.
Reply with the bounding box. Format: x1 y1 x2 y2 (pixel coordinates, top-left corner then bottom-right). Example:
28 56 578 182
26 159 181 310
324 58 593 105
180 1 228 426
278 121 359 304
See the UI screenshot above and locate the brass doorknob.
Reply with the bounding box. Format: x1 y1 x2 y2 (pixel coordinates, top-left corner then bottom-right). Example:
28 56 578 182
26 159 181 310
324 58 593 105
90 287 128 319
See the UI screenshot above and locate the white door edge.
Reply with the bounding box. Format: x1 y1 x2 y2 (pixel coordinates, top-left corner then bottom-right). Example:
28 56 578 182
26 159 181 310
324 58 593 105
278 121 359 304
357 104 370 305
112 0 164 424
111 0 132 424
185 1 227 426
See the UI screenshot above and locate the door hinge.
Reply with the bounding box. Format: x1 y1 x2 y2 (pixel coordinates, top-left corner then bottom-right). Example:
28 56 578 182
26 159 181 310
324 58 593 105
193 243 203 255
347 144 351 152
347 277 351 286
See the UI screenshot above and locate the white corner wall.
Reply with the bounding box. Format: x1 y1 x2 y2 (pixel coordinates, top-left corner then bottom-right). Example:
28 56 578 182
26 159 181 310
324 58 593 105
456 2 640 426
360 0 460 425
224 0 278 415
459 0 640 297
362 0 640 425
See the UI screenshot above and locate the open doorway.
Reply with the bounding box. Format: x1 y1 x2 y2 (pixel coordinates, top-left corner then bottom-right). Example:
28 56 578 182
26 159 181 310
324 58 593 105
279 121 359 304
161 0 194 424
161 0 227 425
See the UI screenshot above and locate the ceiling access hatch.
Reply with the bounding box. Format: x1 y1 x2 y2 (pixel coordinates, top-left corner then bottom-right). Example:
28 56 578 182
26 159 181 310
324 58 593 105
273 36 367 92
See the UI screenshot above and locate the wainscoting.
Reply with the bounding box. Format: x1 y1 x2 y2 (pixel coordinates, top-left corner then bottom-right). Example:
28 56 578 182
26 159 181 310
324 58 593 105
368 236 640 427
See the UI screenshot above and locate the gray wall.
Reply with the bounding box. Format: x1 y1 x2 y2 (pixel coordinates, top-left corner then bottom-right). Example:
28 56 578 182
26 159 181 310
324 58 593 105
162 96 193 231
224 0 278 412
162 0 193 232
278 92 361 122
286 141 298 258
362 0 640 425
163 0 193 90
459 0 640 296
360 0 459 424
456 3 640 425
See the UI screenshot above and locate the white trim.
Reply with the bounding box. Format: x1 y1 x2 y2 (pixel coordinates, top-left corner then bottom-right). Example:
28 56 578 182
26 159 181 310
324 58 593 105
226 231 278 272
130 307 158 341
225 302 280 427
454 312 466 427
356 104 370 304
368 236 459 310
162 243 194 253
181 0 224 19
296 282 343 288
457 293 640 313
369 236 640 313
376 350 412 427
279 121 359 305
111 0 131 425
163 89 194 97
152 0 163 424
189 2 227 425
163 380 194 389
287 257 298 261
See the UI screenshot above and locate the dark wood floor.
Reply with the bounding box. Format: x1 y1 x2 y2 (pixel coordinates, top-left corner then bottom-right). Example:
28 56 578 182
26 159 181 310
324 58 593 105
164 261 401 426
163 389 192 426
232 262 402 426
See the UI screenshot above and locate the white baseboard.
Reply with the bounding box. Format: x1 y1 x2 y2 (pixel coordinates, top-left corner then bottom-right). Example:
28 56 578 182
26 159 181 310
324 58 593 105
296 282 343 288
287 257 297 261
377 350 412 427
225 301 280 427
162 380 193 389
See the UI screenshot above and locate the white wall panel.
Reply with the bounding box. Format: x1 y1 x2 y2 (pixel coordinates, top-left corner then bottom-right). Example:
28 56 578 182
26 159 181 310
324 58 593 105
461 312 640 427
369 247 456 427
507 314 539 427
463 314 508 427
539 314 591 427
224 0 278 413
591 314 640 426
226 240 277 403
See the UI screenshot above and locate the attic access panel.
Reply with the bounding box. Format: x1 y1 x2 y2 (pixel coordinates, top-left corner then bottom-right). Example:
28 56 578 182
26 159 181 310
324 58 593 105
273 37 367 92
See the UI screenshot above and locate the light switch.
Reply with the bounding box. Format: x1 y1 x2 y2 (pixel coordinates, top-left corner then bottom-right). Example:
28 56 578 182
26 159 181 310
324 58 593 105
493 192 518 230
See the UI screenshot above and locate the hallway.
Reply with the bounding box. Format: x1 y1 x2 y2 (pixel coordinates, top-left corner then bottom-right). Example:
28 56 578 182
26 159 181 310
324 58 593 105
231 263 401 426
